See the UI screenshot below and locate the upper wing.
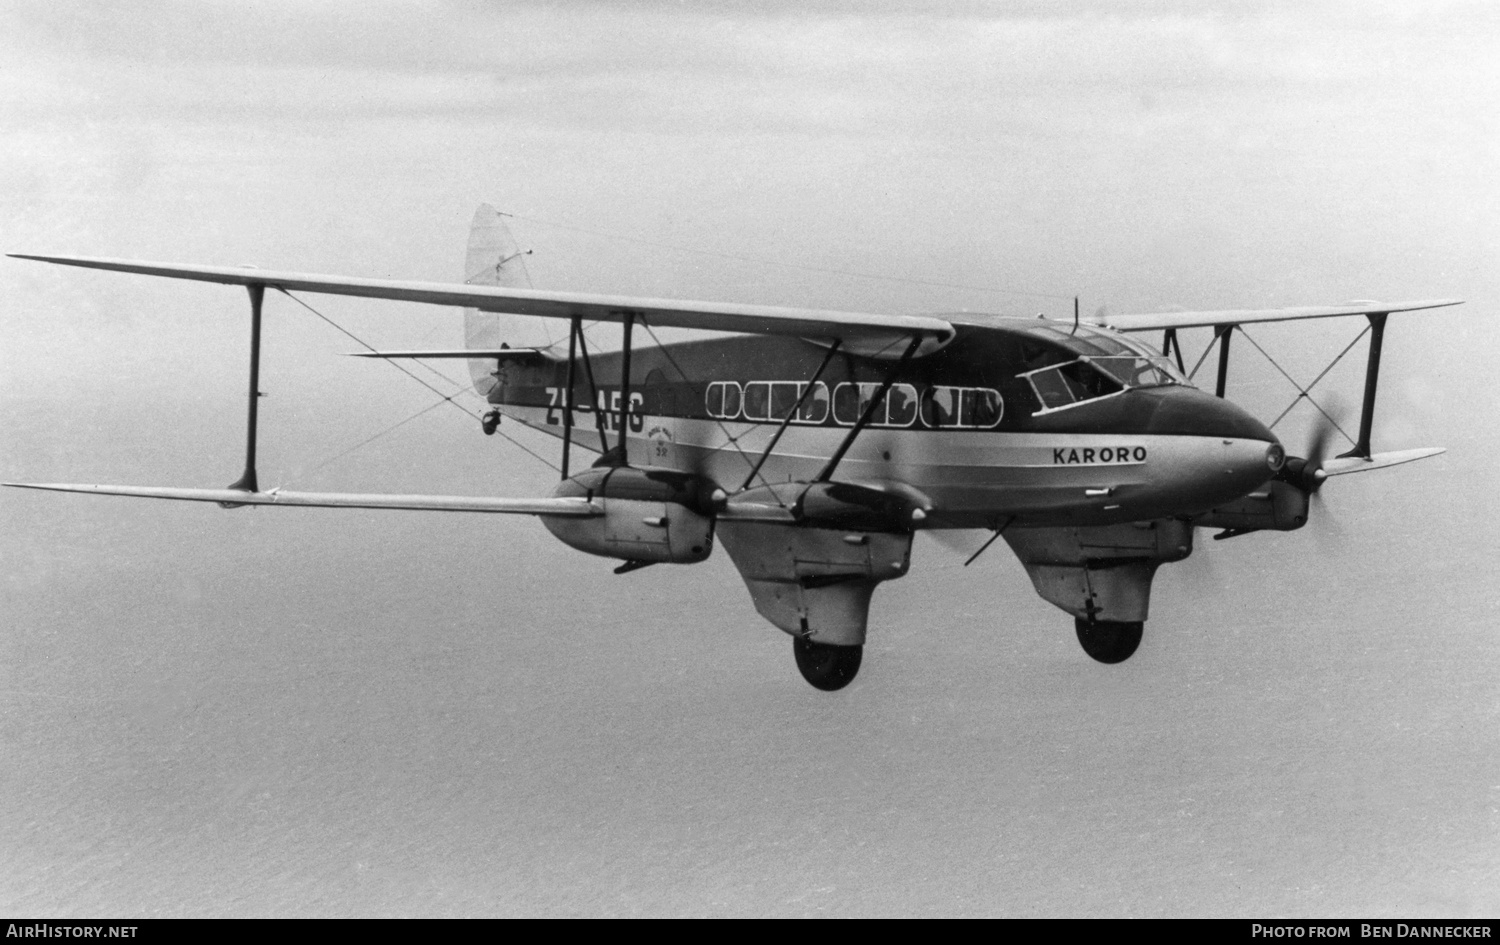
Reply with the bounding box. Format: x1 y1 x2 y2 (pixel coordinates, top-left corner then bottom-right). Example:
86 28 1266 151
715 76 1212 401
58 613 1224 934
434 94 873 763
346 348 553 360
9 254 953 357
1094 299 1463 332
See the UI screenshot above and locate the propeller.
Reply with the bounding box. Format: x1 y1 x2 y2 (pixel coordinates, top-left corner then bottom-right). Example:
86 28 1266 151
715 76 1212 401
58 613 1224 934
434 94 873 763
661 436 729 515
1273 403 1352 543
1277 391 1352 494
1276 415 1334 494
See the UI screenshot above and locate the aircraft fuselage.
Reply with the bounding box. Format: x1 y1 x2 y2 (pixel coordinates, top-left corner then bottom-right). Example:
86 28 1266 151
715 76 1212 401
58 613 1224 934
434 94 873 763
485 316 1282 528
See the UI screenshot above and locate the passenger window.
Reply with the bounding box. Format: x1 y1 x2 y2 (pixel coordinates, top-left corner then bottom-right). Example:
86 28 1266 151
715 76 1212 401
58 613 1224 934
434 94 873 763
798 382 830 423
742 381 770 421
967 389 1003 427
920 387 957 427
919 386 1003 428
833 383 866 425
705 381 743 419
886 384 918 427
770 382 800 421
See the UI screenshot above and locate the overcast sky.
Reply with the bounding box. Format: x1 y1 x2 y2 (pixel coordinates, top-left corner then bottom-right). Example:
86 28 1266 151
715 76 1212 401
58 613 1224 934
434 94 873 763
5 0 1494 474
2 1 1497 918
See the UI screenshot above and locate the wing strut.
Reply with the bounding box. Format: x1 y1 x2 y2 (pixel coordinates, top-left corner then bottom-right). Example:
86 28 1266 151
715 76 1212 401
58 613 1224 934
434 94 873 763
1214 324 1235 398
738 338 842 492
573 320 610 455
224 283 265 503
617 311 634 459
1341 312 1388 460
560 314 580 479
814 333 923 483
1162 328 1186 373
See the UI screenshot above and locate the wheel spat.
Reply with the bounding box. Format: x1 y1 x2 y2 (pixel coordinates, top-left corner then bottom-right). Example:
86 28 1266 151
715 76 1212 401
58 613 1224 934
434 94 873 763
792 637 863 691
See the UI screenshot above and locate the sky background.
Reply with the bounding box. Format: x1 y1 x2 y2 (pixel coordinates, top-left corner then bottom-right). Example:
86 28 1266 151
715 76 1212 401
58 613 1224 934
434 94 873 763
2 0 1498 917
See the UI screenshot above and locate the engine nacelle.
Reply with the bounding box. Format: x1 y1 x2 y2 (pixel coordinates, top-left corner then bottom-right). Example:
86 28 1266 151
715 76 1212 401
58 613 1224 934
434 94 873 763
1195 479 1310 532
541 466 716 564
735 480 928 531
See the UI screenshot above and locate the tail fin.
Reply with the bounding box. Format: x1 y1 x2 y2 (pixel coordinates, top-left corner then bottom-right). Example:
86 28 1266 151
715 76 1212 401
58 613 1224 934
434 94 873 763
464 204 552 394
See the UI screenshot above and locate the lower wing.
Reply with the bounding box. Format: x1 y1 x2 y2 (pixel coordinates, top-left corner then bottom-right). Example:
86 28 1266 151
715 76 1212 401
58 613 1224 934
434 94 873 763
2 483 601 516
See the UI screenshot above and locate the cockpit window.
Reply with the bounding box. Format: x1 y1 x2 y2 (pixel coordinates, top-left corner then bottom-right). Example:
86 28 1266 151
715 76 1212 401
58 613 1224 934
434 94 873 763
1024 324 1138 357
1086 356 1183 389
1023 359 1125 411
1018 323 1187 413
1021 354 1182 413
1023 324 1182 370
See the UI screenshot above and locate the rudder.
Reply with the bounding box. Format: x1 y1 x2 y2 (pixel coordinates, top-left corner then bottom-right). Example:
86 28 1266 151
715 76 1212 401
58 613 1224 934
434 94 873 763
464 204 553 395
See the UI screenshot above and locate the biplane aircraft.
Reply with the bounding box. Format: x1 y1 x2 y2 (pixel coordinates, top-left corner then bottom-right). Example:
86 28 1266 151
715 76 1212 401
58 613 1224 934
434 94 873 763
6 206 1461 691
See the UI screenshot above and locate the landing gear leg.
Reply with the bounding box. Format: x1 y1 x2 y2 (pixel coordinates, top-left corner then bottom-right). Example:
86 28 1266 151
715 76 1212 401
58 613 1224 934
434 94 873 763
793 636 862 691
1075 618 1144 664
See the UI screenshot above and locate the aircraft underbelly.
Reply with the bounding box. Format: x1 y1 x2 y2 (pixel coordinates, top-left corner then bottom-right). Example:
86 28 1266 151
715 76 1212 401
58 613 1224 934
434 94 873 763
496 407 1270 525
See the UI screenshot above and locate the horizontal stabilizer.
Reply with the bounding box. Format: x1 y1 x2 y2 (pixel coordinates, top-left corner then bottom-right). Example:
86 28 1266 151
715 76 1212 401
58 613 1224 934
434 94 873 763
1096 300 1463 332
346 348 551 360
1323 448 1445 478
3 482 602 516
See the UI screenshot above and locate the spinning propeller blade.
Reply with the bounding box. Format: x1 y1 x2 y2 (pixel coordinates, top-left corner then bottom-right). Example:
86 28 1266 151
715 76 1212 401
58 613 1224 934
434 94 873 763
1274 409 1346 536
1277 402 1345 496
1304 414 1334 492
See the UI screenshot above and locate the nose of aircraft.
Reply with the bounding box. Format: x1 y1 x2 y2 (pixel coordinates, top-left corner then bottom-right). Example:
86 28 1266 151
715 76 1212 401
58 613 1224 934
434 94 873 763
1134 386 1285 513
1139 386 1279 445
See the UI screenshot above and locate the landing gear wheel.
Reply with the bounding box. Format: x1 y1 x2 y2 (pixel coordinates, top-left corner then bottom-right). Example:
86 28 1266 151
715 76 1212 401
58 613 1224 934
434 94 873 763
1075 618 1144 664
793 637 863 691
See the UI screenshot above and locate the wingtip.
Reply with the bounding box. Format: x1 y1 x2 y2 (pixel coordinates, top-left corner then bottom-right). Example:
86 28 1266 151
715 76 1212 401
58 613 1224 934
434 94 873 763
7 253 94 265
1393 298 1464 311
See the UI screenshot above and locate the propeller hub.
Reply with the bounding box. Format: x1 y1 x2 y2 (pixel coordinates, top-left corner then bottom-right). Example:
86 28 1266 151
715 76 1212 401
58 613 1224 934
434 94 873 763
1276 456 1327 493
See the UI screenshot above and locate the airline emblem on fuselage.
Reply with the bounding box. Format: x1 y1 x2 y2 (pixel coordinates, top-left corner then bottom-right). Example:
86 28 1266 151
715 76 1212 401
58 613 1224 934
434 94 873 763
1053 446 1148 465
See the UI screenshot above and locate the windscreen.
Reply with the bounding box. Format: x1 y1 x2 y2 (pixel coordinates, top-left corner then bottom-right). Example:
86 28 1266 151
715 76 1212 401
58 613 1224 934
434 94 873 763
1020 323 1186 412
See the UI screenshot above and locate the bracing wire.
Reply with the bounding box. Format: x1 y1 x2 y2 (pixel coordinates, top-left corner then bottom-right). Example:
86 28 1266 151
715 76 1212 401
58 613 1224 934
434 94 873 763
279 396 455 489
1238 326 1361 445
1186 332 1221 381
638 319 767 484
277 289 560 475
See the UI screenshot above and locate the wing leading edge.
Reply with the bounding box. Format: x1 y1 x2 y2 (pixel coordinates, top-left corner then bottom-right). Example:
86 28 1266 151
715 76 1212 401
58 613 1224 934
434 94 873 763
8 254 954 356
1094 299 1462 332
